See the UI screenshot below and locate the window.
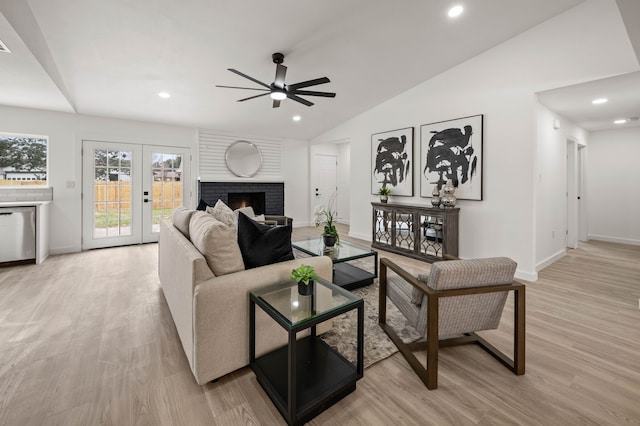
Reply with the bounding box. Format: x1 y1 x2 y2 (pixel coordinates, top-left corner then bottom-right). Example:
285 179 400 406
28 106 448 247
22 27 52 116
0 133 48 186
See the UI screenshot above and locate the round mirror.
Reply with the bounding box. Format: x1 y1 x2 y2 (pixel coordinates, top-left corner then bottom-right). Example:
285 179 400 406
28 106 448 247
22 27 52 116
225 140 263 177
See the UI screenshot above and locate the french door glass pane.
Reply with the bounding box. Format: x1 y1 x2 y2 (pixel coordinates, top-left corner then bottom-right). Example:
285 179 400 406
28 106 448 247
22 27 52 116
151 152 183 233
93 149 133 238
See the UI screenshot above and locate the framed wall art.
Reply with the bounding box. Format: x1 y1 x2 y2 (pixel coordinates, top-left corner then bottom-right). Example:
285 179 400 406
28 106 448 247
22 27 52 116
420 114 483 200
371 127 414 196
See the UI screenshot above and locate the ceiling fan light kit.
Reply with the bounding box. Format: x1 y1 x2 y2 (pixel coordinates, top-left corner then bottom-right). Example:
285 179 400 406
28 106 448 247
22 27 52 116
216 52 336 108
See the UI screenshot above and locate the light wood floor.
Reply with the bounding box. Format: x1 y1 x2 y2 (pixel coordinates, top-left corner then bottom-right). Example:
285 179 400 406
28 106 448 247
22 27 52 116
1 225 639 425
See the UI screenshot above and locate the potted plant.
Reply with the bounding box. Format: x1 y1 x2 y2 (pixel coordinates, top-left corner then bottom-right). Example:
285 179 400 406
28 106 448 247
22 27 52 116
377 186 392 203
291 264 320 295
314 193 340 247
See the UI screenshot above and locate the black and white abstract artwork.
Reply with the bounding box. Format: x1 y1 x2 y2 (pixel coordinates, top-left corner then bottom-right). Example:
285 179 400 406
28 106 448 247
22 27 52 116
371 127 413 196
420 115 483 200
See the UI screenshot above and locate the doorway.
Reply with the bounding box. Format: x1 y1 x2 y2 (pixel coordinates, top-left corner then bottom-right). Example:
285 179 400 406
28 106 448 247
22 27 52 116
82 140 191 249
566 139 586 249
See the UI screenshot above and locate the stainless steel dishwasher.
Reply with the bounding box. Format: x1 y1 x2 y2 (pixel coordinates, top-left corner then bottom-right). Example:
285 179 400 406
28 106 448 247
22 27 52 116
0 206 36 263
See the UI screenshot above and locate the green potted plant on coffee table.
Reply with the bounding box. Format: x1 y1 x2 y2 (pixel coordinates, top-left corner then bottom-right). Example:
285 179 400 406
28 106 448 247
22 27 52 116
314 192 340 247
291 264 320 295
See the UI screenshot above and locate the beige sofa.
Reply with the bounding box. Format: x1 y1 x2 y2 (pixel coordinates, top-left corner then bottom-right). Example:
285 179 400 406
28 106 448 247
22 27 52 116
158 218 332 384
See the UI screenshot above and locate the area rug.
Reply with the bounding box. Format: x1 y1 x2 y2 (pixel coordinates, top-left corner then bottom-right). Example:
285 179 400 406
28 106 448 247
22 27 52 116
319 277 422 368
294 249 422 368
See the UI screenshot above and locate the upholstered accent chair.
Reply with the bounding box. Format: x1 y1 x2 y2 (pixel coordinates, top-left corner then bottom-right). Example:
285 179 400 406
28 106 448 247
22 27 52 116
379 256 525 390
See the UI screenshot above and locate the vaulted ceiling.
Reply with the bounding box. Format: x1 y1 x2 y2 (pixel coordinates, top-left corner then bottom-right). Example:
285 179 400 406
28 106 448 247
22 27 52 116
1 0 638 139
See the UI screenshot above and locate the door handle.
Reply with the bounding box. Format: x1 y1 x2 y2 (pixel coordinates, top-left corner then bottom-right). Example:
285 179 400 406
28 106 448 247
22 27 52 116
144 198 152 203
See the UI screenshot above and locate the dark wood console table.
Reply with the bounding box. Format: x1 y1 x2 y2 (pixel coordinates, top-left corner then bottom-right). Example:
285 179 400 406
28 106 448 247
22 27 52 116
371 202 459 262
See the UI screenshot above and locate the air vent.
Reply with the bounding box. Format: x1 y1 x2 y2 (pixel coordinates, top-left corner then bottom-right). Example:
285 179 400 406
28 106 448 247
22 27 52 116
0 39 10 53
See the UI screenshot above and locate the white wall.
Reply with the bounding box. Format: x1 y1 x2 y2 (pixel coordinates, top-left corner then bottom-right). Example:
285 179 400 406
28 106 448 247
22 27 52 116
337 142 351 224
0 105 198 254
312 0 637 280
282 139 311 227
587 126 640 245
535 103 589 271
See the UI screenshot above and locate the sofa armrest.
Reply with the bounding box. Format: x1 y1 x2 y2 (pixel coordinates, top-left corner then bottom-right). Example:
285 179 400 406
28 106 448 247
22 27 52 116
191 255 332 384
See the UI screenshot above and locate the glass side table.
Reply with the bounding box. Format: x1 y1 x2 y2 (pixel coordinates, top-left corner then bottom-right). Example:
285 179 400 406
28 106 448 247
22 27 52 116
249 278 364 426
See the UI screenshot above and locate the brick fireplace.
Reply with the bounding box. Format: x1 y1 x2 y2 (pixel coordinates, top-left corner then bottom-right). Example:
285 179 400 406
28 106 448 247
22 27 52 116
198 181 284 215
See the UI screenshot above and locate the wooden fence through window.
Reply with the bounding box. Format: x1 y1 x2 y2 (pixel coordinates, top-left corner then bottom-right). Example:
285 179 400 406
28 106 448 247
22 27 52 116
93 181 182 210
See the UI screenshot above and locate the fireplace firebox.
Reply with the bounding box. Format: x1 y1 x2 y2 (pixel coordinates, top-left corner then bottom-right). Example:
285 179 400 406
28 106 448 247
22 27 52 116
228 192 266 215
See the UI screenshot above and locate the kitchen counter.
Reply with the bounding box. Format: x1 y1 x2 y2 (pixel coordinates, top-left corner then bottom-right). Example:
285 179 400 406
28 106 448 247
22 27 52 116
0 201 52 207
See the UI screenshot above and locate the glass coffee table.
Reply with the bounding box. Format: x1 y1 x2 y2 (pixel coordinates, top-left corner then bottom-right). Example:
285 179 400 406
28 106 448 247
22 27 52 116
292 238 378 290
250 278 364 426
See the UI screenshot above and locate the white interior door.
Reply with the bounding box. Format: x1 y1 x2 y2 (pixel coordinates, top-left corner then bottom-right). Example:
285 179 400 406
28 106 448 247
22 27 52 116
312 154 338 217
82 141 190 249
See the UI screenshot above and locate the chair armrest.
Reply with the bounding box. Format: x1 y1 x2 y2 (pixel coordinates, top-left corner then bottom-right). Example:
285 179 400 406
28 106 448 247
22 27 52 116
264 215 290 226
255 220 278 226
380 257 525 298
380 258 432 295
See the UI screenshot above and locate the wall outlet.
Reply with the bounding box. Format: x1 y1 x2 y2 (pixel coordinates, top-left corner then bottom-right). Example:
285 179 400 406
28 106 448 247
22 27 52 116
65 181 75 189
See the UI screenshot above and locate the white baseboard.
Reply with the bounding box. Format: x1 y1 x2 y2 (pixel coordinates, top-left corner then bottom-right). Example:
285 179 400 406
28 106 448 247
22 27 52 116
50 246 79 255
536 249 566 272
588 234 640 246
515 269 538 282
293 220 311 228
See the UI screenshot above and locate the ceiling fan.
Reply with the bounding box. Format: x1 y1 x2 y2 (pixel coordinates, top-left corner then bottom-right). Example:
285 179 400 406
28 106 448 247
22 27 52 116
216 52 336 108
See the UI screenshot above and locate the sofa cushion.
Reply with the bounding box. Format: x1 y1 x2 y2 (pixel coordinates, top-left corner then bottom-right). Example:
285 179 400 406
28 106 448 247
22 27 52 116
189 211 245 276
172 207 195 239
206 199 237 232
237 212 294 269
234 206 256 219
196 199 210 211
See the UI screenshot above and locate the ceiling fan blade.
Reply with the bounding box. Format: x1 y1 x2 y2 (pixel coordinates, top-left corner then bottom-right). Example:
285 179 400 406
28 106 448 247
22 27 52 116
237 92 270 102
290 90 336 98
228 68 270 89
287 93 314 107
274 64 287 88
288 77 330 90
216 85 269 91
273 99 281 108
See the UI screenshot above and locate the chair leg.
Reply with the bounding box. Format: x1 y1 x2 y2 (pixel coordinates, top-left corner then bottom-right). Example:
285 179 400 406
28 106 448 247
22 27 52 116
379 262 440 390
426 293 439 390
514 286 526 375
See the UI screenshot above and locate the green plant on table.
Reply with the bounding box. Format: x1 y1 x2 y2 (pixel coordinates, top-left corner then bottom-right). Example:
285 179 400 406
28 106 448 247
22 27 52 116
377 186 392 196
291 264 320 285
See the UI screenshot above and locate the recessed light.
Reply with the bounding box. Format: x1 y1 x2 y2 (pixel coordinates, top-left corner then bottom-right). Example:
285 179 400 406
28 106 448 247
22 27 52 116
614 119 627 124
158 92 171 99
292 115 301 122
448 5 464 18
592 98 608 105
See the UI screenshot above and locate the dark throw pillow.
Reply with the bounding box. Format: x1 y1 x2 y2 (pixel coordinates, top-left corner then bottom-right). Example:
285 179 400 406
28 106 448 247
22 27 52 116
196 199 210 211
237 212 294 269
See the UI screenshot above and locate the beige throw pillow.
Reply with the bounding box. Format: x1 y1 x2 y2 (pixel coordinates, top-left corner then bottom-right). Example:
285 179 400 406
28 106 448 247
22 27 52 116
172 207 195 239
189 211 245 276
206 199 237 232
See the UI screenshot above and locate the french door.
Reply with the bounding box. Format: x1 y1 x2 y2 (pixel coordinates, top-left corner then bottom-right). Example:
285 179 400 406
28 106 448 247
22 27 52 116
82 140 190 250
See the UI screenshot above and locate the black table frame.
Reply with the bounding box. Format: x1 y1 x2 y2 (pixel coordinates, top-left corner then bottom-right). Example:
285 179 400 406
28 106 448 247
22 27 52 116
250 281 364 426
292 240 379 290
